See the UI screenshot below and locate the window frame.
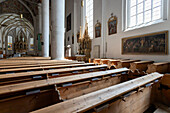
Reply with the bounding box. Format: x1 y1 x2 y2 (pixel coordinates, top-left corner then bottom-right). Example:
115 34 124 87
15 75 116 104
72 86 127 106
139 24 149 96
123 0 168 31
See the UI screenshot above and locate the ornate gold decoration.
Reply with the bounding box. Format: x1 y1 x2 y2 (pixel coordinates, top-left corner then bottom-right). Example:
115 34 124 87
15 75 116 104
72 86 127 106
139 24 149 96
78 17 92 62
81 0 84 7
14 30 28 53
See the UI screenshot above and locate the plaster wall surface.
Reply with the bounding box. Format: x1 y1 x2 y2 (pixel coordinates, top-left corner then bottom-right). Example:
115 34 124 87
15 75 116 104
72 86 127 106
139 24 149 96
66 0 170 62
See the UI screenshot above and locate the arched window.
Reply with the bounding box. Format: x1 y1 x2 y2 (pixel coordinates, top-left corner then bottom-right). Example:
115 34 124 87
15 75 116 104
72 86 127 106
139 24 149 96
8 36 12 50
30 38 34 51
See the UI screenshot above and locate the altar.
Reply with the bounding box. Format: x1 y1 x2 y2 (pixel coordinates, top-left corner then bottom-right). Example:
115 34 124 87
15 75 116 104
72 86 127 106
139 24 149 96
75 55 86 62
77 19 91 62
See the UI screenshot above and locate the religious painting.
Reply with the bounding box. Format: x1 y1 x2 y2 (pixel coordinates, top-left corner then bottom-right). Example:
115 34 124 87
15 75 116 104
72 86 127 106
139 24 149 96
67 14 71 32
122 31 168 55
108 13 117 35
72 34 74 44
8 43 12 50
95 20 101 38
37 33 42 51
30 44 34 51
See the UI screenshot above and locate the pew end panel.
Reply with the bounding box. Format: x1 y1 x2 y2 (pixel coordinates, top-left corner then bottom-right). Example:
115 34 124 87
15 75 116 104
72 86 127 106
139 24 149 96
0 87 60 113
151 73 170 106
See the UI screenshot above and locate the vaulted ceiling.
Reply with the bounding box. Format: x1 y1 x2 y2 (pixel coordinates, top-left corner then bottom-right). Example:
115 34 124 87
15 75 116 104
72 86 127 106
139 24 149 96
0 0 41 25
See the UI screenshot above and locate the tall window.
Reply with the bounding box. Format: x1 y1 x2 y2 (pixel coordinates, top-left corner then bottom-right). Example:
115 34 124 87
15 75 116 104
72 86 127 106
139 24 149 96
126 0 167 30
8 36 12 50
86 0 93 39
30 38 34 51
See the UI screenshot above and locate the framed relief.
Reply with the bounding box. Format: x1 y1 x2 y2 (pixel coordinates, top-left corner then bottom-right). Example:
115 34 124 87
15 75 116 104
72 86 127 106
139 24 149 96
95 20 101 38
122 31 168 55
67 13 71 32
108 13 117 35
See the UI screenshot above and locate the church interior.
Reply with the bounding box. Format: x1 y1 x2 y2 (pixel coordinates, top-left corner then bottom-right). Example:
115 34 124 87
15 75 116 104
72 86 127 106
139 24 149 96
0 0 169 113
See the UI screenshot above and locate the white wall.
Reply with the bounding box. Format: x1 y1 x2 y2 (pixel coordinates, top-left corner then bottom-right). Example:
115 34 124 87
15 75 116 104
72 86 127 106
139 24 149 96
93 0 170 61
65 0 84 56
65 0 75 56
92 0 102 58
66 0 170 62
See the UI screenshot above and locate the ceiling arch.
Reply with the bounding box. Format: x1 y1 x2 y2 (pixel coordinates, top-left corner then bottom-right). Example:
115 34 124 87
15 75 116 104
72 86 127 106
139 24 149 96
0 13 34 49
0 0 41 25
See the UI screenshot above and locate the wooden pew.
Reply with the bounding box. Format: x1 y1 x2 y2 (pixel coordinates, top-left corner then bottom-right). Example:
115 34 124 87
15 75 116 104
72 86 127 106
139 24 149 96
0 68 129 113
93 58 102 64
152 73 170 106
64 57 76 60
129 61 154 76
0 61 84 69
8 57 51 60
145 62 170 106
0 60 83 66
0 68 129 95
30 73 163 113
100 59 112 65
0 63 95 74
146 62 170 74
107 59 122 69
117 60 140 69
57 68 129 100
89 58 94 63
0 65 108 86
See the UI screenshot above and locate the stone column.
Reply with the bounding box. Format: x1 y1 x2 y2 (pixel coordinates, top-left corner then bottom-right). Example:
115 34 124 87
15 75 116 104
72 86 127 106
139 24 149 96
51 0 65 60
42 0 49 57
38 3 42 33
74 0 77 55
101 0 106 58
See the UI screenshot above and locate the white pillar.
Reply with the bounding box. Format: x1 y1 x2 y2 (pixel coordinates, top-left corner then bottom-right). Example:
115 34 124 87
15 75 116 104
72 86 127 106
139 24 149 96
74 0 77 55
101 0 106 58
51 0 65 60
38 3 42 33
42 0 49 57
